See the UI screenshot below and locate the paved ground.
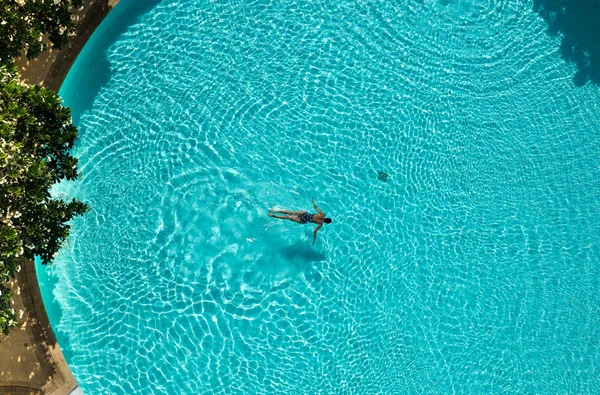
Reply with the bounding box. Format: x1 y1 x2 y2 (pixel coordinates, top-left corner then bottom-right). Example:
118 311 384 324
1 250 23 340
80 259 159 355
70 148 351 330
0 260 76 395
16 0 119 91
1 1 119 393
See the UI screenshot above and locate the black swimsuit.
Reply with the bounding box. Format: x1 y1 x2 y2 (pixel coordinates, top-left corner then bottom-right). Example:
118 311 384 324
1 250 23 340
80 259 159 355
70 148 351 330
299 212 314 224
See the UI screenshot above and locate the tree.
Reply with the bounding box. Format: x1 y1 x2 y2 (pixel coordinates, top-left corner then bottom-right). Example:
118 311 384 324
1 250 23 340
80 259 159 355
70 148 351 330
0 65 88 334
0 0 83 65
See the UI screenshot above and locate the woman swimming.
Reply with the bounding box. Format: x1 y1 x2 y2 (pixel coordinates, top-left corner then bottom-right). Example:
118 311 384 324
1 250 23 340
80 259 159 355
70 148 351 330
268 199 332 245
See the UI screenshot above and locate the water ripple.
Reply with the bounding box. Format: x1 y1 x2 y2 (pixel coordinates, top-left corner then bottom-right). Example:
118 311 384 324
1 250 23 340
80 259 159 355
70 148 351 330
50 0 600 393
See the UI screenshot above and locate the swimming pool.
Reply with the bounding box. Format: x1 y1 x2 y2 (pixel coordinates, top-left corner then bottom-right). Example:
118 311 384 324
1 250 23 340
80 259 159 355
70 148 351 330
43 0 600 392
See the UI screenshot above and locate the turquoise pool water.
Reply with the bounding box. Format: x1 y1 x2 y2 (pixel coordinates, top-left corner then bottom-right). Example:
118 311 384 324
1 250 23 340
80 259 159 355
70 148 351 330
43 0 600 393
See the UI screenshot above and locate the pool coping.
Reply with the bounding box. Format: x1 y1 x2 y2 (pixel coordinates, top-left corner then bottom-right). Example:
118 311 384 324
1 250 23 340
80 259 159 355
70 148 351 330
0 260 77 395
1 1 119 393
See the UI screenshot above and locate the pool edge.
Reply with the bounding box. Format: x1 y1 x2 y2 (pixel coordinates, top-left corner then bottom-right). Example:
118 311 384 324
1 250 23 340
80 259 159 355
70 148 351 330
15 0 119 92
0 259 79 395
1 2 118 394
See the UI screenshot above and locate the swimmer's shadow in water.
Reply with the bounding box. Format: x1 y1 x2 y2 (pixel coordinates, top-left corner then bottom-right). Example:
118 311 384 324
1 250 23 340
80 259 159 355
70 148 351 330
239 242 325 293
263 243 325 292
276 242 326 266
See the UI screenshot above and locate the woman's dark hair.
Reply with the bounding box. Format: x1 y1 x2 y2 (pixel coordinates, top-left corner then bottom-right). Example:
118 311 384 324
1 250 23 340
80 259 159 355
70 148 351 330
324 218 332 224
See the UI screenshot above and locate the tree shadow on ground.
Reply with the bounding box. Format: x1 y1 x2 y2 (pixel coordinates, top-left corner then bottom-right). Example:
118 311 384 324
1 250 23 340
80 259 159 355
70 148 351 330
533 0 600 86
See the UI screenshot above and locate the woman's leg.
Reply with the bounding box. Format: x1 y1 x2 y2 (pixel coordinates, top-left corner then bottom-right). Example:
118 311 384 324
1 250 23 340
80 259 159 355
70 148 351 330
269 209 304 215
268 214 304 223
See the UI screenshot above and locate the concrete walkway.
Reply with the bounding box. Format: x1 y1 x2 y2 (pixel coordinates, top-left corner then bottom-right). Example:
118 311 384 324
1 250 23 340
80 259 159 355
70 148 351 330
0 1 119 393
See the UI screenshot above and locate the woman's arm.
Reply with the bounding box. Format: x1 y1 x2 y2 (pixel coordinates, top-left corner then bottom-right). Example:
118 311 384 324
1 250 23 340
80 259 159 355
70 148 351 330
312 199 324 215
312 223 323 245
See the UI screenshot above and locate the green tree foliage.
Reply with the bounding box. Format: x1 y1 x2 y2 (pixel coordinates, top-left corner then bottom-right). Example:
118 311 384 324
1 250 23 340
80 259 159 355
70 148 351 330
0 65 88 334
0 0 83 64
